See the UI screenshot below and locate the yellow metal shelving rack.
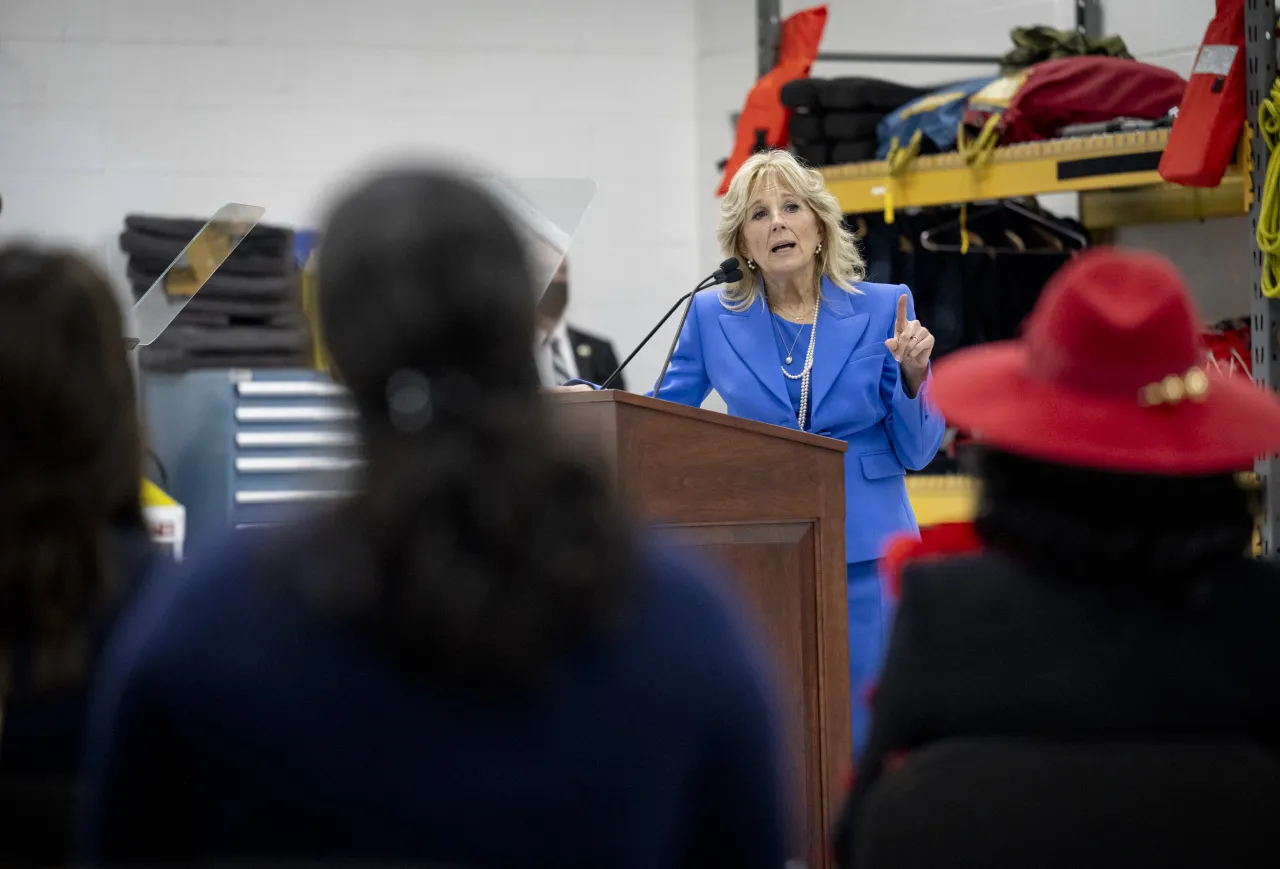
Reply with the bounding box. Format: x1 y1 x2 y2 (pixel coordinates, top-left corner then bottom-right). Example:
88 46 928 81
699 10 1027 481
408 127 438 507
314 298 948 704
822 129 1248 229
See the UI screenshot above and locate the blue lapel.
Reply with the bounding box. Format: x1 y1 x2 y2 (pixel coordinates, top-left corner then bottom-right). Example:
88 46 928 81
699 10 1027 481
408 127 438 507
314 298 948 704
717 294 792 413
810 280 872 419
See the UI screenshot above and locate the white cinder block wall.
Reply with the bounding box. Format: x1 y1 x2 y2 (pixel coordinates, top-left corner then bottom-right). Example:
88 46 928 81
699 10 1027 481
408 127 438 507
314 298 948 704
0 0 702 391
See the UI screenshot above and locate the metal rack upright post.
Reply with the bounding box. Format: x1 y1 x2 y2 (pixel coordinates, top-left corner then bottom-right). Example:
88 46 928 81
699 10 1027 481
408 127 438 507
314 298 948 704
1247 0 1279 554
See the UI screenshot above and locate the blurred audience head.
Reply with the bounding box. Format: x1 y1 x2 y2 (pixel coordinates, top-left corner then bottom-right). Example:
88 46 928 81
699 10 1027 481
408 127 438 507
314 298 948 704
318 167 541 422
313 165 631 686
935 247 1280 592
0 245 143 688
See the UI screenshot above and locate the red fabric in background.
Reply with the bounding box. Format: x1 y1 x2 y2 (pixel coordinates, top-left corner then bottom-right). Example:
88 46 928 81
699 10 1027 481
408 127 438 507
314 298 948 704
999 56 1186 144
880 523 982 602
1202 319 1251 382
1159 0 1246 187
716 5 828 195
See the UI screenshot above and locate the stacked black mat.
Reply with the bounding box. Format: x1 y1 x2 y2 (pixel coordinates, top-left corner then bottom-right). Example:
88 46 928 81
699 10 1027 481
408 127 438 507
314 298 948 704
782 77 934 167
121 215 311 372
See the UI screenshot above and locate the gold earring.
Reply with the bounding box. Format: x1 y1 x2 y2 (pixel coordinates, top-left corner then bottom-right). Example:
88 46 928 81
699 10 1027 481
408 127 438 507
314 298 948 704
815 242 823 256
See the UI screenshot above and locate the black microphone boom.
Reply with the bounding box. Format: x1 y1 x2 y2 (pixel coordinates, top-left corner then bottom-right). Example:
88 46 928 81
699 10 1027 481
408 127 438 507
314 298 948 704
599 259 739 392
650 259 740 397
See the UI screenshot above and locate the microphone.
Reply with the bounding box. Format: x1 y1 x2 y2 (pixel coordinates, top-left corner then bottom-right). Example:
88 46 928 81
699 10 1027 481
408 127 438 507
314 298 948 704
599 258 739 391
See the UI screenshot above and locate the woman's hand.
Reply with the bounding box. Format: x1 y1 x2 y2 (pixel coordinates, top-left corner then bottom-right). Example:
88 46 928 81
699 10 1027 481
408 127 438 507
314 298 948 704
542 383 595 393
885 294 934 398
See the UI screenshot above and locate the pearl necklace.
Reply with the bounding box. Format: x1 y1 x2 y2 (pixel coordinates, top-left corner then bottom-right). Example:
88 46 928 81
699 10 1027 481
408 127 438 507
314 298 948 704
778 291 820 430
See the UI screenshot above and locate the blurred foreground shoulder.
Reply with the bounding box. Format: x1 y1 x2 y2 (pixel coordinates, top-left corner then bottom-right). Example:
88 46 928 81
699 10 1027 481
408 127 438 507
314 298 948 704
633 542 778 685
104 530 267 663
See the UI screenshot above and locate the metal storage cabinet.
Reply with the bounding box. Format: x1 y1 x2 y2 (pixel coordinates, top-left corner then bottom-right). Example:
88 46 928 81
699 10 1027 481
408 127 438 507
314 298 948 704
142 368 360 547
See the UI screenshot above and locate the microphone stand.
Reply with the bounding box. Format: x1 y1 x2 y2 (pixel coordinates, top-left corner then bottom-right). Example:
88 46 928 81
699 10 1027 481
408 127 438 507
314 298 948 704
599 277 715 390
651 290 701 396
652 266 743 396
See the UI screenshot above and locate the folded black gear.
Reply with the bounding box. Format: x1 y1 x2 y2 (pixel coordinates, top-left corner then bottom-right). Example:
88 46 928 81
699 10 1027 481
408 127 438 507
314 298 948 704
823 111 883 141
831 139 878 164
129 267 299 302
139 346 312 374
819 77 935 111
788 113 826 144
131 277 301 317
781 77 826 110
149 323 312 354
177 294 301 320
120 231 294 278
792 142 831 168
173 310 307 330
124 215 295 260
177 300 302 325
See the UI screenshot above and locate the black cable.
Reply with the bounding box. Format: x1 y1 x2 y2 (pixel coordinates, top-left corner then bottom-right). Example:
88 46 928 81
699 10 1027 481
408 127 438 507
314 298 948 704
145 447 169 490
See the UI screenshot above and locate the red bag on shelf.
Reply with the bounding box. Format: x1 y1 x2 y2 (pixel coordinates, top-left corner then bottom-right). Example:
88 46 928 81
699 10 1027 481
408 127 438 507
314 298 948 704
975 56 1185 145
1159 0 1246 187
717 5 828 195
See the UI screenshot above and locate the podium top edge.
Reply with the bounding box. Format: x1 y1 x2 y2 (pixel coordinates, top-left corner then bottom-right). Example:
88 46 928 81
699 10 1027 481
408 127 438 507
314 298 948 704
547 389 848 453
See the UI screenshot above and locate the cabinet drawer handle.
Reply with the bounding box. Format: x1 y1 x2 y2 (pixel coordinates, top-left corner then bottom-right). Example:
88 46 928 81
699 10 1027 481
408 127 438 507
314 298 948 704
234 490 346 504
235 406 356 423
236 381 347 398
236 431 358 448
236 457 362 473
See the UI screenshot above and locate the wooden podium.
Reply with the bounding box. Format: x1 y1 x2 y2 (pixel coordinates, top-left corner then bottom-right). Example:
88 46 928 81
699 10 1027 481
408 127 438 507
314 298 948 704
550 390 851 869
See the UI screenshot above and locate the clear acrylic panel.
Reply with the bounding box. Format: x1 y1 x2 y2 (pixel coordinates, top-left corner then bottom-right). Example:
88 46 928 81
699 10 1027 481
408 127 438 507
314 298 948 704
127 202 267 347
125 180 592 348
479 177 596 300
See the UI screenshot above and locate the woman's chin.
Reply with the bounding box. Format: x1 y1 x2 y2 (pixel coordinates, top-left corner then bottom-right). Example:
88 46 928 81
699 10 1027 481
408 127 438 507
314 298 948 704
763 257 813 282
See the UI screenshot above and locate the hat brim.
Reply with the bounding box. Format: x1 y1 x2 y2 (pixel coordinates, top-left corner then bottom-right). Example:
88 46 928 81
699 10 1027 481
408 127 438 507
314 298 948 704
930 342 1280 474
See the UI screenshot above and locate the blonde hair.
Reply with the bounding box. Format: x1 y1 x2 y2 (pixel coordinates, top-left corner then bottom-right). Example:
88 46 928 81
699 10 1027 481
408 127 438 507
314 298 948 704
716 149 865 312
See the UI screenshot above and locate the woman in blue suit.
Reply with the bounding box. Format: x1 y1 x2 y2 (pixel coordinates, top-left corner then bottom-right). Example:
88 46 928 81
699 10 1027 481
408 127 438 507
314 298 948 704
650 149 945 752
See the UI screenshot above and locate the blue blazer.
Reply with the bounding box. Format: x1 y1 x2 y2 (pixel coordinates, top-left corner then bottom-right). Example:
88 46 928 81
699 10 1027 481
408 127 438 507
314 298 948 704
649 278 946 565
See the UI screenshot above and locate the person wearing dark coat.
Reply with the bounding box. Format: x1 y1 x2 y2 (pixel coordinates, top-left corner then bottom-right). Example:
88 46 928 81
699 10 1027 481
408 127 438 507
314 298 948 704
536 258 625 390
0 245 159 867
833 248 1280 867
80 166 788 869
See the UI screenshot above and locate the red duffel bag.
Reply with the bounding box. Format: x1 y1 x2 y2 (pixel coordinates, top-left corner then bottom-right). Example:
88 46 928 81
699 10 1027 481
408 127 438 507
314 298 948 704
963 56 1186 146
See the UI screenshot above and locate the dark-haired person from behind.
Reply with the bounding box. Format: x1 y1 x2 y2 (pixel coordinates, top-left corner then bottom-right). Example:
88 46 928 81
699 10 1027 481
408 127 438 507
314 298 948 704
0 246 158 866
833 249 1280 867
81 166 788 868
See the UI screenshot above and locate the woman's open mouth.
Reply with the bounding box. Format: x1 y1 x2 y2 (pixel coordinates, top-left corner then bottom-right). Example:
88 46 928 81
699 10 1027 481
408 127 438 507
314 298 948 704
771 241 797 253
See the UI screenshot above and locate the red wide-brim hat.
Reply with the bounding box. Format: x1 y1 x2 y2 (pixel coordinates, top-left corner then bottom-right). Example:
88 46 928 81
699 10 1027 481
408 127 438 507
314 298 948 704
929 248 1280 474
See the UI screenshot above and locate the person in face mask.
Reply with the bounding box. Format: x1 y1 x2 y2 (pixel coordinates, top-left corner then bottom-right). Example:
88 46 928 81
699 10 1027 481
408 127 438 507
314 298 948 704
535 259 625 391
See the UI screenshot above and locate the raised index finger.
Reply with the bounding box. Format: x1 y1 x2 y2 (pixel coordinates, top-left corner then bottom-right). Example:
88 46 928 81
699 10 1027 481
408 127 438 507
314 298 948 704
895 293 909 334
